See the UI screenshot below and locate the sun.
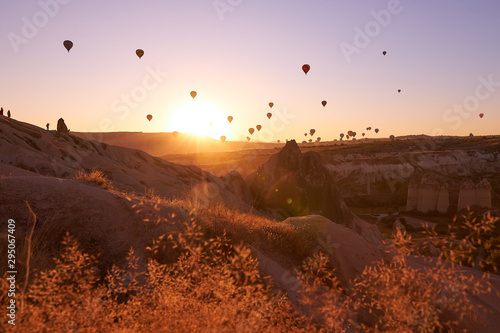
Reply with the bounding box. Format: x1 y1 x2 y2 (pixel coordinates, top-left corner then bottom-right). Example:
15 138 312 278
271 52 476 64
167 101 229 140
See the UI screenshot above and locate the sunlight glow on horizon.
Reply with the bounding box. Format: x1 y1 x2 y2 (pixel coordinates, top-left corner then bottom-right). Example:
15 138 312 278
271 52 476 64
167 100 230 140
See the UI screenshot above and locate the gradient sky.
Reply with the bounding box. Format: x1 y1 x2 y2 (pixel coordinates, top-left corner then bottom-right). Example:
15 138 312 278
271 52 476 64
1 0 499 142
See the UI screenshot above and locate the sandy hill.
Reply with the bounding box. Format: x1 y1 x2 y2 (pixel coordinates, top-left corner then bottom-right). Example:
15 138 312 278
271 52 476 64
0 117 246 205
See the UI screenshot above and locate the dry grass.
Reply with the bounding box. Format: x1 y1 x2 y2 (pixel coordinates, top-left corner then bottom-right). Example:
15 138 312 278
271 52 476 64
75 169 111 189
1 201 497 332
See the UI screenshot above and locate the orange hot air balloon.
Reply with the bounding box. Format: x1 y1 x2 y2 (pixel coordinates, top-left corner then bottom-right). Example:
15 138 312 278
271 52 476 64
190 91 197 99
63 40 73 52
309 129 315 136
302 64 310 75
383 51 387 56
249 128 254 135
269 102 274 108
146 114 152 122
321 100 327 107
136 49 144 59
479 113 484 118
227 116 233 123
173 131 179 138
267 112 272 119
347 130 353 136
246 136 251 141
256 125 262 131
220 136 226 142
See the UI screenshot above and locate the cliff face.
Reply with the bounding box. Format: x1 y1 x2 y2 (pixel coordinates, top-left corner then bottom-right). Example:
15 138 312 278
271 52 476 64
247 140 348 225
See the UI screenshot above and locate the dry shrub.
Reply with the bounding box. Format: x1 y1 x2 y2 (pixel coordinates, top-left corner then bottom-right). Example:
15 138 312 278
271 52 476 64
75 169 111 189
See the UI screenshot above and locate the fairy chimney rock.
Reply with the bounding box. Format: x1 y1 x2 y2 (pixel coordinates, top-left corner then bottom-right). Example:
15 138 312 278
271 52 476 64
57 118 68 134
417 174 440 213
436 183 450 214
475 178 492 209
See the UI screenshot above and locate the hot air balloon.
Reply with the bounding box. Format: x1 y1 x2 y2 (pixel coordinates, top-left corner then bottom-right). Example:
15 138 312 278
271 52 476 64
340 133 344 139
246 136 251 141
227 116 233 123
317 137 321 142
249 128 254 135
277 140 280 143
398 89 401 93
367 127 372 131
256 125 262 131
220 136 226 142
308 139 313 143
63 40 73 52
190 91 197 99
347 130 353 136
390 135 395 141
375 128 379 133
362 133 365 137
269 102 274 108
173 131 179 138
479 113 484 118
136 49 144 59
267 112 272 119
304 133 307 137
383 51 387 56
321 100 327 107
352 132 357 137
146 114 152 122
302 64 310 75
346 135 350 139
309 129 315 136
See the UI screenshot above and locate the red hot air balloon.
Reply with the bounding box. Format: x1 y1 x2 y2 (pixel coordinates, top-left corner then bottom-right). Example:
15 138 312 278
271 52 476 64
309 129 315 136
375 128 379 133
136 49 144 59
256 125 262 131
269 102 274 108
63 40 73 52
304 133 307 137
383 51 387 56
302 64 310 75
249 128 254 135
321 100 327 107
227 116 233 123
146 114 152 122
190 91 197 99
479 113 484 118
267 112 272 119
220 136 226 142
398 89 401 93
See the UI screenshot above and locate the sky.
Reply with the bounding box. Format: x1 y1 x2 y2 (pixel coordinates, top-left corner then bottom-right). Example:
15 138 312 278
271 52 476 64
1 0 499 142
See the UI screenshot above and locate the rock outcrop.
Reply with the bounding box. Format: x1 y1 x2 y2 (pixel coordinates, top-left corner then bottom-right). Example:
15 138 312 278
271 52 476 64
457 178 492 211
57 118 68 134
247 140 347 225
406 172 449 213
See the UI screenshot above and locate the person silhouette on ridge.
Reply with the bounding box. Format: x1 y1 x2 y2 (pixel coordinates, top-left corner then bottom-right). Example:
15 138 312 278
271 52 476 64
46 123 50 130
7 110 11 118
0 107 3 116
